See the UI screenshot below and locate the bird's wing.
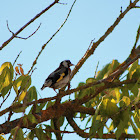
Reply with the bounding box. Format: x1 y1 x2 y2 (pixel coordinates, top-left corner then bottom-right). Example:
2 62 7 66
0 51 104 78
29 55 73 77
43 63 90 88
48 67 67 86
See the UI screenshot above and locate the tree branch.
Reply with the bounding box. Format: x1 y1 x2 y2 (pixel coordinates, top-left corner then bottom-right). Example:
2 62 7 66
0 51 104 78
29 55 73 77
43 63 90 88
27 0 77 74
70 0 139 80
0 0 59 50
6 21 41 40
66 115 89 138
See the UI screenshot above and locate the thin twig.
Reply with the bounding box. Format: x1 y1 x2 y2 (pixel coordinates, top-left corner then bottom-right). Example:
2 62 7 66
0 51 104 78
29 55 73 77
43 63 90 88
94 61 99 78
0 89 12 108
13 51 22 66
0 1 58 50
133 25 140 48
7 20 41 40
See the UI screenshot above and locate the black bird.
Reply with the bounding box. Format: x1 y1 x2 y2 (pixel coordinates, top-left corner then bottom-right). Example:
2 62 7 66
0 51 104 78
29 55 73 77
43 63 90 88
41 60 74 92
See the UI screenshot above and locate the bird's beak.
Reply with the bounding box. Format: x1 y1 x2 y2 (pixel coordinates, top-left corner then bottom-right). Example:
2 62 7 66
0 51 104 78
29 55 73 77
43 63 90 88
70 63 74 66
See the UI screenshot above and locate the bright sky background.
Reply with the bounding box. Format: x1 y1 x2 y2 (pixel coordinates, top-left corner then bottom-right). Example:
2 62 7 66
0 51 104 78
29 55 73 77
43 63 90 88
0 0 140 139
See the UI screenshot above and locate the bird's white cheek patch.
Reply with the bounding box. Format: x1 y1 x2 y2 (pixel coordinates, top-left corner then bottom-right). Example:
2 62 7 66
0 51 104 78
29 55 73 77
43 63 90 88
56 73 65 82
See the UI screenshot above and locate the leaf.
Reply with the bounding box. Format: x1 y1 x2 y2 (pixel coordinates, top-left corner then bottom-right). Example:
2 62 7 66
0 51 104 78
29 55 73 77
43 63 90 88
111 59 120 71
15 66 20 75
20 66 24 75
108 121 114 132
0 135 5 140
12 102 26 113
28 130 35 139
1 83 12 97
86 78 95 84
121 96 130 106
18 91 27 102
20 75 31 91
130 117 140 139
80 113 86 121
133 108 140 128
121 86 129 97
115 120 125 139
0 62 13 81
59 116 65 127
44 125 52 138
13 75 25 94
85 116 92 128
127 60 138 79
26 86 37 102
0 67 12 96
28 114 37 124
100 98 119 117
35 128 47 140
96 63 111 80
10 127 24 140
46 101 55 109
13 75 31 94
22 115 28 126
89 115 103 138
113 88 120 102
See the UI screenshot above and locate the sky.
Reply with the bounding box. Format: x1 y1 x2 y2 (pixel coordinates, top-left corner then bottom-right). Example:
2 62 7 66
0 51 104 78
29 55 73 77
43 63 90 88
0 0 140 139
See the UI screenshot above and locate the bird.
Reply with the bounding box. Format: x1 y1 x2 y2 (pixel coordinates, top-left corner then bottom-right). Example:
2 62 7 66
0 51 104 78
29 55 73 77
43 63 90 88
41 60 74 92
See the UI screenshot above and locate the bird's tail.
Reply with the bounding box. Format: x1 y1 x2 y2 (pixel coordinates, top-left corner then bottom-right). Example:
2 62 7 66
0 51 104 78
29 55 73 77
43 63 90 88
41 84 45 90
41 79 52 90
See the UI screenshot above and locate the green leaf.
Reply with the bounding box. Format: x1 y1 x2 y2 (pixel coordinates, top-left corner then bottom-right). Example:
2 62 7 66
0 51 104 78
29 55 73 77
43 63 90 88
89 115 103 138
127 60 138 79
28 130 35 139
46 101 55 109
35 128 47 140
133 108 140 128
44 125 52 138
86 78 95 84
26 86 37 102
13 75 25 94
12 102 26 113
115 120 125 139
108 121 114 132
121 86 129 97
111 59 120 71
59 116 65 127
1 83 12 97
13 75 31 94
20 75 31 91
10 127 24 140
130 117 140 139
18 91 27 102
0 135 5 140
121 96 130 106
113 109 130 135
113 88 120 102
0 67 12 97
96 63 111 80
0 62 13 81
80 113 86 121
85 116 92 128
100 98 119 117
28 114 37 124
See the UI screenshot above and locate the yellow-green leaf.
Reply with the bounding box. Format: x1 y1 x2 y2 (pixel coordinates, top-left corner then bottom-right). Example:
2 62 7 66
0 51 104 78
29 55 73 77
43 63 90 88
18 91 27 102
26 86 37 102
0 62 13 80
100 98 119 117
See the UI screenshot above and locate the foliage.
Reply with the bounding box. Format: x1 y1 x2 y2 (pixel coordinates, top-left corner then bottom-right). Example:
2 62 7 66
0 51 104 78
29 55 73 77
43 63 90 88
0 0 140 140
